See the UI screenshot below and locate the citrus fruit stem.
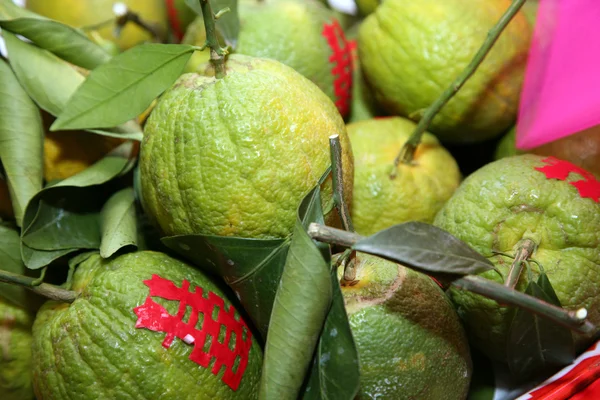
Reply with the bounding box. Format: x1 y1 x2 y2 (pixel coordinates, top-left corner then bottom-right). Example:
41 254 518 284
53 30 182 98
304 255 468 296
0 268 77 303
390 0 527 176
307 222 597 335
505 238 537 289
82 6 164 43
199 0 229 78
329 134 354 233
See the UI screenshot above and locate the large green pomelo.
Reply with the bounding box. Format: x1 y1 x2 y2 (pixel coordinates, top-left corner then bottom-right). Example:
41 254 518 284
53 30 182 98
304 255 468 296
0 298 34 400
338 253 472 399
32 251 263 399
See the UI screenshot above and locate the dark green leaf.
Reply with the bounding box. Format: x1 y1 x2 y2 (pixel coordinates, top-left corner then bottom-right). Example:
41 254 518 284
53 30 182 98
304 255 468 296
3 30 85 116
183 0 240 48
0 224 29 307
50 44 195 131
0 18 110 70
21 142 136 269
259 186 333 400
302 267 359 400
0 57 43 226
162 234 289 338
352 222 494 276
506 275 575 379
100 187 137 258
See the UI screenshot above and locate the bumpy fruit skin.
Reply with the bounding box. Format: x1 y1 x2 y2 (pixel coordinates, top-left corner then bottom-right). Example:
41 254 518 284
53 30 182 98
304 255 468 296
140 54 353 239
26 0 168 51
348 117 461 236
32 251 263 400
0 298 34 400
183 0 353 117
358 0 532 143
339 253 472 399
434 155 600 363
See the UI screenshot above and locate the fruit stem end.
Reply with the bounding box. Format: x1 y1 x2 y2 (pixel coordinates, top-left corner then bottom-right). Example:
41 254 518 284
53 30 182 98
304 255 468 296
200 0 229 79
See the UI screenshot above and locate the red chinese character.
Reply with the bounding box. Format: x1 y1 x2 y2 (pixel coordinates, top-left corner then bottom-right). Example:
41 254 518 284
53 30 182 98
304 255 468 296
133 275 253 391
322 19 353 117
535 157 600 202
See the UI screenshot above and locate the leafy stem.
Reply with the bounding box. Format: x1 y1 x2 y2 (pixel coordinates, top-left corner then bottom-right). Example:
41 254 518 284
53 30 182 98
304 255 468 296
307 223 596 335
505 238 537 289
0 269 77 303
390 0 527 176
200 0 229 78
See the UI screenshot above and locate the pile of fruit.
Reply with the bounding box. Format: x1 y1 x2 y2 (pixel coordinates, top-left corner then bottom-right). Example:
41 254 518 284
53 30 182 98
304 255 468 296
0 0 598 399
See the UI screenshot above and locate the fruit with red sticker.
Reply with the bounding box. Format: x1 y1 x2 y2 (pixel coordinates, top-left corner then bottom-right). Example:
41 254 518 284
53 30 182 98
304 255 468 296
337 252 472 399
181 0 353 117
434 154 600 364
31 251 263 399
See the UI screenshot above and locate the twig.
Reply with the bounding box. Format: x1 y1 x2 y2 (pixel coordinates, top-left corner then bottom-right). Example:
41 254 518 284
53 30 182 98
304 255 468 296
199 0 229 78
0 269 78 303
307 223 595 334
390 0 527 176
505 238 537 289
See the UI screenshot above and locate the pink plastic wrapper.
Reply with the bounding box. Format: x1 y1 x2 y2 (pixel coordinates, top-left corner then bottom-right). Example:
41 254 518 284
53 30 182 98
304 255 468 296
517 341 600 400
516 0 600 150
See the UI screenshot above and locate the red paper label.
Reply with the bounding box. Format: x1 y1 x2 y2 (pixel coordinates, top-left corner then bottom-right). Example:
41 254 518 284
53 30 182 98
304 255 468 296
133 275 253 391
534 157 600 202
322 19 353 117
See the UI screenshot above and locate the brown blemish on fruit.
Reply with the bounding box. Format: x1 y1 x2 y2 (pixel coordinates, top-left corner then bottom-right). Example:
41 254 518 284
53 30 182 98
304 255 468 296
398 352 426 372
344 264 407 315
0 313 15 360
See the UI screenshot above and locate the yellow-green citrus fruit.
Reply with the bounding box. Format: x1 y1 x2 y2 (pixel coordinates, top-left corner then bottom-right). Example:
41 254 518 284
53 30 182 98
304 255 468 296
25 0 169 51
493 126 521 160
358 0 532 143
140 54 353 239
183 0 354 118
434 155 600 363
348 117 461 236
32 251 263 399
338 253 472 399
0 298 34 400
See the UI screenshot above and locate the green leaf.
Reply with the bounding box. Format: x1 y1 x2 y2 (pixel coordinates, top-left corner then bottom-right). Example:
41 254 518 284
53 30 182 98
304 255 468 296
259 185 333 400
100 187 137 258
0 0 41 21
0 224 29 307
506 273 575 380
3 33 144 141
21 142 136 269
0 57 43 227
352 222 494 276
3 30 85 116
183 0 240 48
50 44 195 131
302 267 360 400
0 18 110 70
161 234 290 338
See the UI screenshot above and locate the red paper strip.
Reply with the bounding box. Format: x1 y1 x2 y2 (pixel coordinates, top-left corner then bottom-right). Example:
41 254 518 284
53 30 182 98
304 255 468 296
534 157 600 202
133 275 253 391
322 19 353 117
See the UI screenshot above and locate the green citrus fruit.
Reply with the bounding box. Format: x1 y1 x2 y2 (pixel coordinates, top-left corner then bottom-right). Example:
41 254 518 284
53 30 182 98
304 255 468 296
25 0 169 51
434 155 600 363
182 0 354 118
32 251 263 399
358 0 532 143
346 24 382 123
0 298 34 400
493 126 521 160
338 252 472 399
140 54 354 239
348 117 461 236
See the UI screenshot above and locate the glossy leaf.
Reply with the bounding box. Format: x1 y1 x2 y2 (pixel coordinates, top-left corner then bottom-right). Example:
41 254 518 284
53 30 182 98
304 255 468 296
0 58 43 226
100 187 137 258
0 224 29 307
259 185 333 400
506 273 575 380
353 222 495 276
3 30 85 116
0 18 110 70
162 234 290 338
184 0 240 48
50 44 195 131
302 266 360 400
21 142 136 269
